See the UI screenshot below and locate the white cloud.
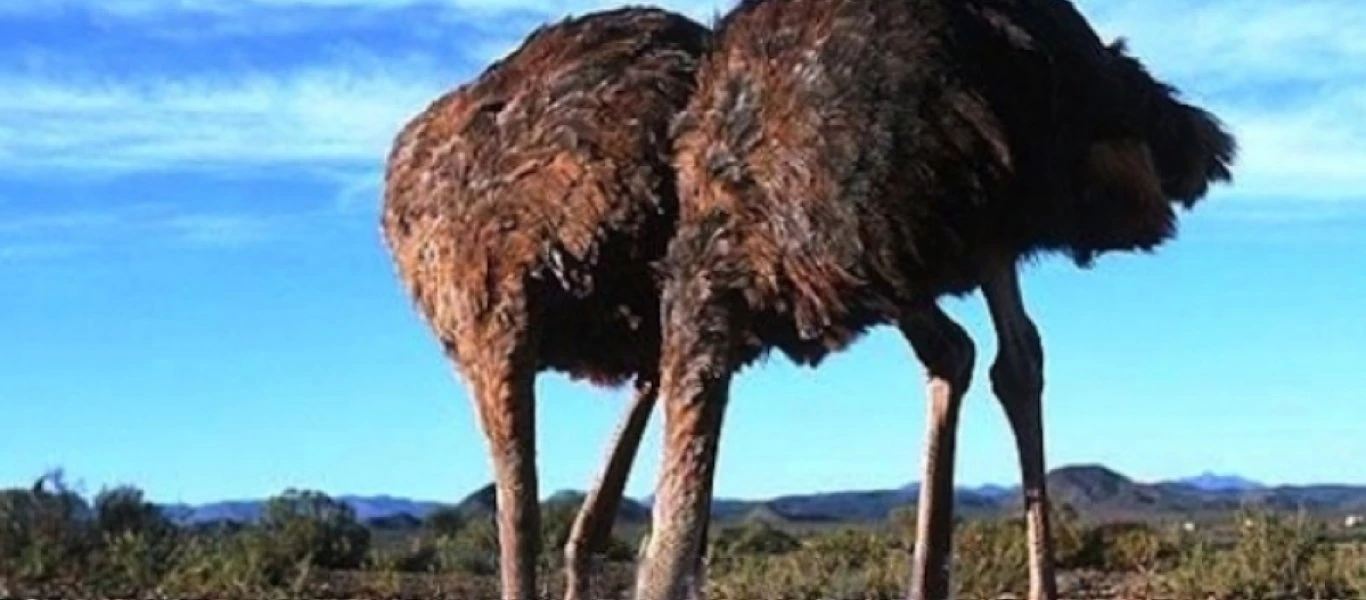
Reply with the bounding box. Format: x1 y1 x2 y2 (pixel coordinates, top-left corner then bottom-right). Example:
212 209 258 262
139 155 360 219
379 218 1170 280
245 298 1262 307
0 200 316 264
0 0 733 22
0 202 285 244
0 0 1361 206
1080 0 1366 203
1082 0 1366 86
0 241 88 264
1220 90 1366 201
162 213 278 245
0 0 731 177
0 62 450 176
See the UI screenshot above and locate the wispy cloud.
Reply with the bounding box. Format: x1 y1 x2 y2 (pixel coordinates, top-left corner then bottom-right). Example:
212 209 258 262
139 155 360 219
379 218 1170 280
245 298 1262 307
0 203 287 256
0 242 88 264
0 63 448 175
0 0 730 179
1082 0 1366 203
0 0 1360 206
162 213 278 246
0 0 730 21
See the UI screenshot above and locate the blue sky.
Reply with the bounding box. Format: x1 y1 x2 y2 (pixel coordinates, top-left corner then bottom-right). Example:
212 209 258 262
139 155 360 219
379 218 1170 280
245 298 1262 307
1 0 1364 506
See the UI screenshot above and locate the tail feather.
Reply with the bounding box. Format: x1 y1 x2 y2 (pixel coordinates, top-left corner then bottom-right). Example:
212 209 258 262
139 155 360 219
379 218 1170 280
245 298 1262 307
1069 138 1176 265
1104 39 1237 207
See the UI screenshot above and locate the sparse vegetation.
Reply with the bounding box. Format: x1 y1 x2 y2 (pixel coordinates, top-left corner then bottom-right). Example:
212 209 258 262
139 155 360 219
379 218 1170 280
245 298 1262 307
1 471 1364 599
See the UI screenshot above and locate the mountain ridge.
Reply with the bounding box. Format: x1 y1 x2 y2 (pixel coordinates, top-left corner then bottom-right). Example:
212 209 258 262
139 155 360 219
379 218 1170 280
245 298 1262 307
156 465 1366 526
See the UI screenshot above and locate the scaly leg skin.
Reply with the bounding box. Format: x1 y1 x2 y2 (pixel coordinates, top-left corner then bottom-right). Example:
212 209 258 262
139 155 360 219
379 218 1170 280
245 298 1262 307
982 261 1058 600
899 305 976 600
638 503 712 600
685 467 716 600
564 376 659 600
466 343 541 600
633 288 733 600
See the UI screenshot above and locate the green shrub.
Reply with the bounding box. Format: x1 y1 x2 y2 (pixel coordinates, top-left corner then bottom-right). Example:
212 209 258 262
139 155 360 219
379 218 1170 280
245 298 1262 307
540 498 579 560
158 531 280 599
711 521 801 558
1339 542 1366 597
94 485 172 539
887 505 918 548
708 528 906 600
6 469 1366 600
1067 520 1170 572
435 518 500 575
952 517 1028 600
1164 508 1358 600
0 472 94 583
423 505 467 538
90 485 179 592
258 488 370 570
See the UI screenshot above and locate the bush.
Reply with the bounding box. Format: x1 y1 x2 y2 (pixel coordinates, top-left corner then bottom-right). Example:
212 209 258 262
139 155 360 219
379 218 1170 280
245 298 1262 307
94 485 172 539
952 517 1028 600
1164 508 1361 600
368 537 441 574
0 472 94 584
708 527 906 600
1048 503 1088 569
1066 520 1170 572
887 505 918 548
258 489 370 570
6 469 1365 600
91 485 180 592
711 521 801 558
540 498 579 560
157 529 320 599
1339 542 1366 597
435 517 500 576
423 505 467 538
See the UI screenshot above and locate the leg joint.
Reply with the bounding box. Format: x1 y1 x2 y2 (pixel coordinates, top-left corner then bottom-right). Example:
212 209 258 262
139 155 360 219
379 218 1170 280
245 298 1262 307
989 347 1043 403
902 308 976 390
989 318 1043 403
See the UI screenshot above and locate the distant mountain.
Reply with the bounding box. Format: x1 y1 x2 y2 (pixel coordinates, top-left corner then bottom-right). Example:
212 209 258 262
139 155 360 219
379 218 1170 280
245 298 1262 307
161 500 266 525
543 489 651 522
453 483 497 521
964 483 1016 499
160 494 446 526
368 513 423 530
1172 472 1265 492
338 494 446 521
150 464 1366 528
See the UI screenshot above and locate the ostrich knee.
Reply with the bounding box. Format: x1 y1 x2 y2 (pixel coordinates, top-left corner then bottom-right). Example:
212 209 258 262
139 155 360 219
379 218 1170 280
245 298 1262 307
989 325 1043 406
900 305 975 600
982 264 1056 600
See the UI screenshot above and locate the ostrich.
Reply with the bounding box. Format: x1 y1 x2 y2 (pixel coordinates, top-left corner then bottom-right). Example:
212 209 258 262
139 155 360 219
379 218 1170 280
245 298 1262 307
632 0 1236 599
379 8 712 600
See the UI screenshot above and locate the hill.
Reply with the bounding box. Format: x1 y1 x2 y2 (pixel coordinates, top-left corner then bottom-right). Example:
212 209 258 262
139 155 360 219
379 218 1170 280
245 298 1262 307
154 464 1366 527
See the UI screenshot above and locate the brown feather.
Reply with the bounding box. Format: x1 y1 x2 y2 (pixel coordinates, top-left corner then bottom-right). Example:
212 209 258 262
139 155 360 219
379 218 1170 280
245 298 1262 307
664 0 1236 368
380 7 710 386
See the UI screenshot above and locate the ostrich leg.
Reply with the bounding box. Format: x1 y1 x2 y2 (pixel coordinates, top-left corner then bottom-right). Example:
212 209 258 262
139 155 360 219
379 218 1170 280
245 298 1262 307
686 466 715 599
467 342 542 600
981 261 1057 600
564 376 658 600
633 511 711 600
633 285 732 600
899 305 976 600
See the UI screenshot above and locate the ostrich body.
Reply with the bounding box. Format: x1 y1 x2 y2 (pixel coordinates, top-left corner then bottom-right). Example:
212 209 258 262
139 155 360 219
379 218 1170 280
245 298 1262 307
633 1 1235 600
379 8 710 600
